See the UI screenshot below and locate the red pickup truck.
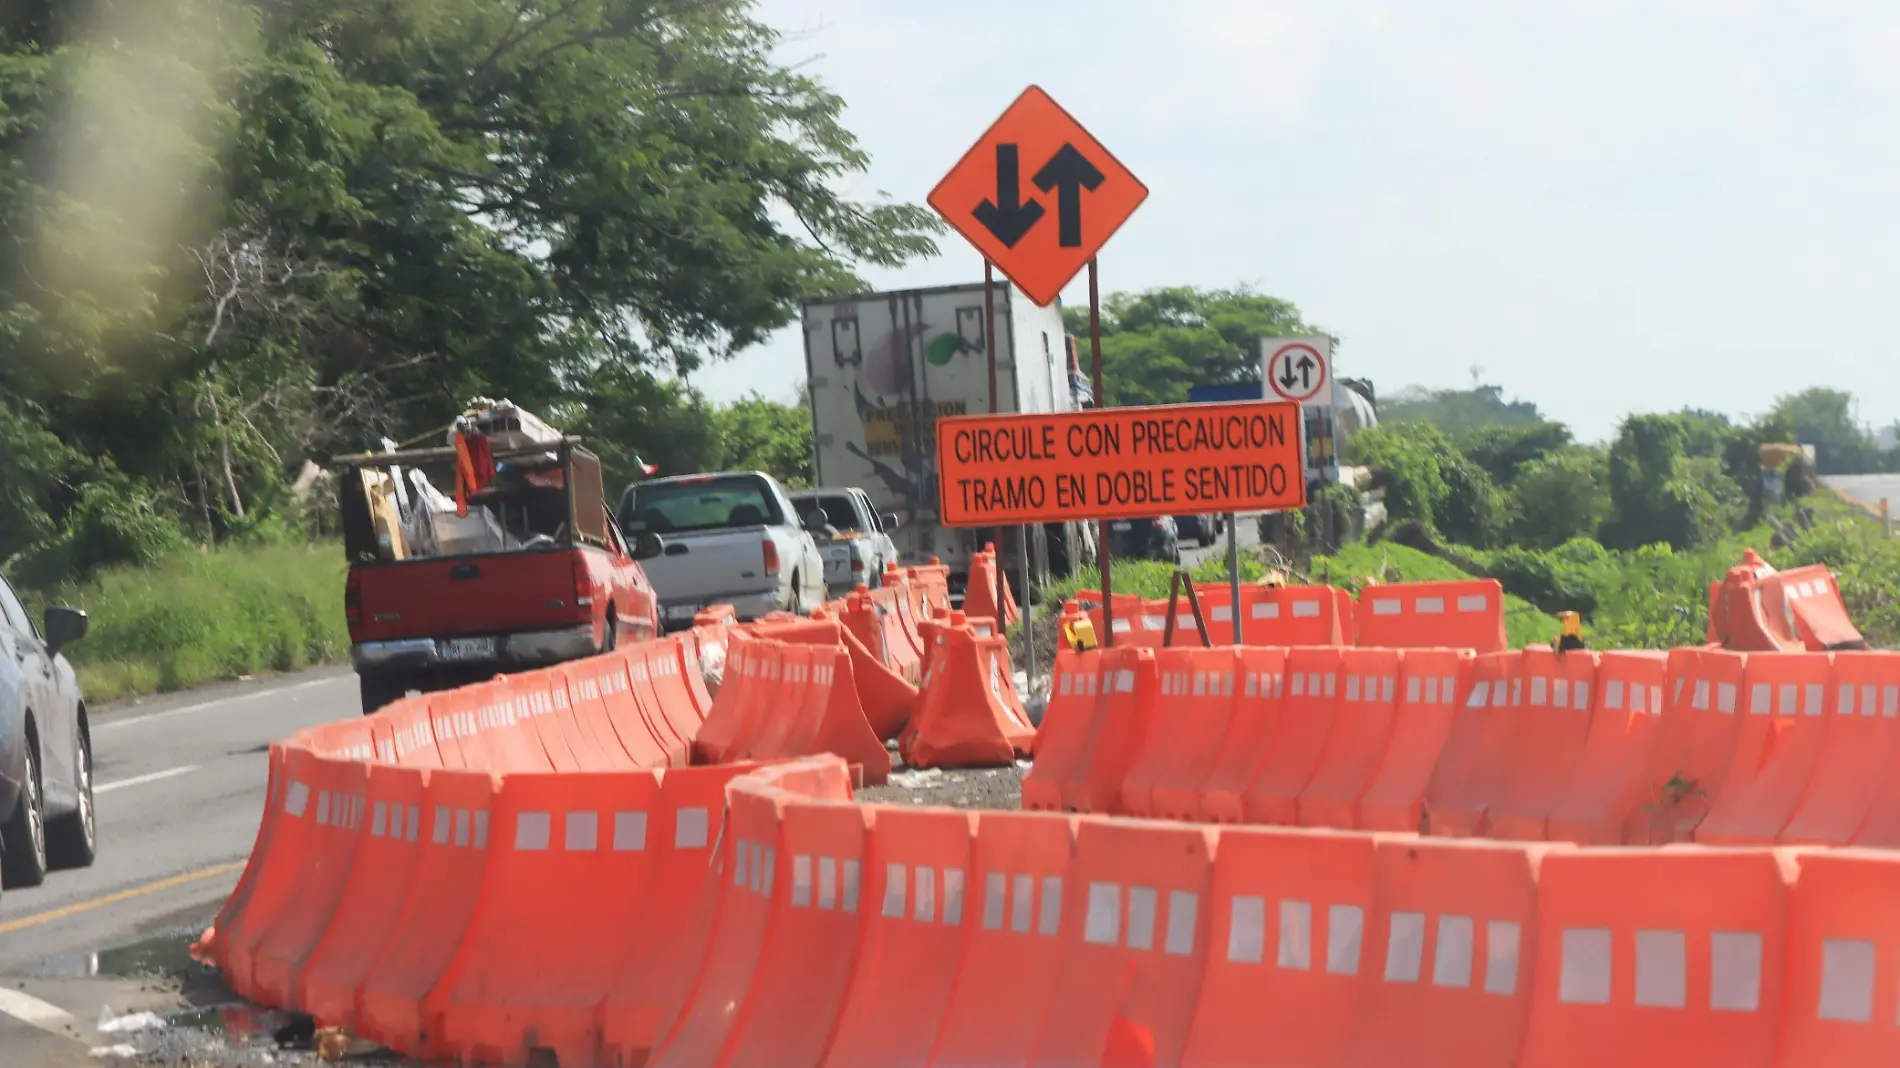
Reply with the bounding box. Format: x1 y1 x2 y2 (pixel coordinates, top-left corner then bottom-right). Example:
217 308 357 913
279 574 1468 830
337 438 659 713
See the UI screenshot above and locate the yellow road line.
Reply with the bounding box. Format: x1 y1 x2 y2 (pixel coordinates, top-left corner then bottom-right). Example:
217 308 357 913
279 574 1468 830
0 861 245 935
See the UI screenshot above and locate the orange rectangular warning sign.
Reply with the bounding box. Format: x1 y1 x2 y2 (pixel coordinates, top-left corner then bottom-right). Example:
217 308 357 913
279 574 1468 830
935 401 1308 527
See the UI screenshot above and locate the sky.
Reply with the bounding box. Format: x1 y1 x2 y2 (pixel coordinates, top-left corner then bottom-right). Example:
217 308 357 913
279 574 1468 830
691 0 1900 442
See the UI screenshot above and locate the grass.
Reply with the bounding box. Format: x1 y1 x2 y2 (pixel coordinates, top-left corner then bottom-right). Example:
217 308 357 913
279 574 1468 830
26 542 350 704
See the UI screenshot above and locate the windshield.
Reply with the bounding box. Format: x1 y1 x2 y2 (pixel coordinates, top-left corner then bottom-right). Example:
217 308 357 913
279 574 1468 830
795 495 861 531
621 475 784 535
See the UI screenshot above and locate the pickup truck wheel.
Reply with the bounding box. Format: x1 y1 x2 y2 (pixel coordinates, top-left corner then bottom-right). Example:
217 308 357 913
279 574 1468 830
358 671 409 716
2 734 48 889
788 572 805 617
602 612 618 654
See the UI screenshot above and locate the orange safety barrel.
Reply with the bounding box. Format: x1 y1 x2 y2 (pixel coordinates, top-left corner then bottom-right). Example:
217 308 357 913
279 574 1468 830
1343 837 1561 1068
1546 651 1668 845
1424 651 1522 837
1178 826 1379 1067
1696 652 1832 845
301 764 430 1032
1245 646 1346 825
1298 646 1403 830
1785 653 1900 845
1489 648 1600 841
1357 648 1473 833
1199 647 1288 824
822 806 977 1068
1519 847 1794 1068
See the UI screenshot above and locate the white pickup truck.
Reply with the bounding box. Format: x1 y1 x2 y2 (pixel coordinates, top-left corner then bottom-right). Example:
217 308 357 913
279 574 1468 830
789 487 901 597
616 471 826 628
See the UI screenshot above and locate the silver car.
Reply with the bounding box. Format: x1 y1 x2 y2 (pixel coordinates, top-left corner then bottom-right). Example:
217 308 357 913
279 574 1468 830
0 573 96 892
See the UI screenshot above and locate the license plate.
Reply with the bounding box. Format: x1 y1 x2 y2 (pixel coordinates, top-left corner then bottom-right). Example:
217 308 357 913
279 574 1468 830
665 604 700 622
441 637 498 662
1112 521 1133 532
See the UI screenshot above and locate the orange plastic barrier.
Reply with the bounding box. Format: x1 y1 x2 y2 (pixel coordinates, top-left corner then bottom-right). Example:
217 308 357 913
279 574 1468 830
1030 819 1215 1066
297 719 378 762
1762 564 1865 650
1344 837 1558 1068
1297 647 1402 829
1065 646 1157 813
1179 826 1378 1067
1694 652 1832 845
1781 654 1900 845
215 745 330 1001
1357 648 1472 833
903 623 1035 770
1239 585 1350 646
301 764 429 1032
435 769 664 1068
1355 580 1508 654
963 545 1020 630
1625 648 1746 844
680 628 722 722
1489 648 1600 841
1245 646 1345 825
248 755 368 1009
1546 651 1668 845
735 642 812 761
597 763 760 1066
1780 849 1900 1066
573 652 681 768
430 678 552 772
822 805 976 1068
637 637 707 748
928 811 1078 1068
694 633 772 765
1021 650 1106 813
646 786 785 1068
1519 847 1793 1068
197 743 291 969
355 770 500 1058
791 645 894 785
716 800 873 1068
374 697 443 768
1132 648 1242 821
864 583 925 685
809 596 920 740
504 667 584 773
1424 652 1521 837
1199 648 1288 824
692 604 739 629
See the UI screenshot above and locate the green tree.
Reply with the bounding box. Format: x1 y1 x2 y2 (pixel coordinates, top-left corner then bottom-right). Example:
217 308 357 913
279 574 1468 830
1601 414 1747 550
1453 421 1573 486
1766 388 1884 474
1347 422 1451 532
712 393 813 487
1058 286 1329 406
1509 448 1609 549
1380 384 1544 430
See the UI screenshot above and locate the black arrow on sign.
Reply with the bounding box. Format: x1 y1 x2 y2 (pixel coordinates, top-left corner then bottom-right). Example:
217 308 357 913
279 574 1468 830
1033 143 1105 248
972 143 1044 248
1295 354 1315 388
1277 355 1301 390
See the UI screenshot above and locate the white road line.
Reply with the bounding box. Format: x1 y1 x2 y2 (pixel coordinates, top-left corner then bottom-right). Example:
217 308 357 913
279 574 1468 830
0 986 73 1034
94 765 200 795
95 675 348 734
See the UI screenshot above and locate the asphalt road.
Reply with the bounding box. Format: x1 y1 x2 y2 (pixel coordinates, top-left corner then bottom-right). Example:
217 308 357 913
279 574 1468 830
1822 474 1900 518
0 666 360 1061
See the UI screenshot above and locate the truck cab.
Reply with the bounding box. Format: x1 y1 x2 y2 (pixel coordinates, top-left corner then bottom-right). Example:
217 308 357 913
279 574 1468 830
338 437 658 713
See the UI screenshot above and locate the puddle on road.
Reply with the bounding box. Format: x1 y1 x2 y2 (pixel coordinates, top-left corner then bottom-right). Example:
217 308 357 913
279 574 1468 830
36 925 206 980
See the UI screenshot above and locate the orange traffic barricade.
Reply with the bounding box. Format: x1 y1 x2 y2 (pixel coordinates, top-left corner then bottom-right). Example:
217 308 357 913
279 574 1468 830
1786 653 1900 845
1357 648 1472 833
1779 848 1900 1066
198 742 292 972
822 805 978 1068
505 667 585 773
1546 651 1668 845
566 653 680 769
1198 648 1288 824
1245 646 1346 825
1238 585 1349 646
903 624 1035 770
1022 650 1107 813
377 697 444 768
1178 826 1379 1067
1696 652 1832 845
215 746 331 1001
1425 652 1523 837
1343 837 1560 1068
693 635 772 765
1519 846 1794 1068
1297 646 1403 830
1625 648 1746 844
301 764 430 1032
1355 580 1507 654
1143 648 1244 822
247 755 369 1010
1489 648 1600 841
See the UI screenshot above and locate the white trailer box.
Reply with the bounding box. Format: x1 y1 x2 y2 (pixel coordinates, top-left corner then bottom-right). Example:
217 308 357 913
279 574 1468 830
803 281 1090 590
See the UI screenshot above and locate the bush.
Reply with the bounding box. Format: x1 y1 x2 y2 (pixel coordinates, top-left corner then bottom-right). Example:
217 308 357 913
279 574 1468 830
1509 449 1608 549
26 542 349 703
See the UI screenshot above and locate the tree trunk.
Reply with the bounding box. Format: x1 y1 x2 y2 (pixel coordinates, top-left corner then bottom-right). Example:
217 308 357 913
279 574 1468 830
204 368 246 519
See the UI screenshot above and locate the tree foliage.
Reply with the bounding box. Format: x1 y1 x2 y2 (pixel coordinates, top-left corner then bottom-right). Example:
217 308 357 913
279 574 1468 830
1058 286 1329 406
1380 384 1544 430
0 0 937 584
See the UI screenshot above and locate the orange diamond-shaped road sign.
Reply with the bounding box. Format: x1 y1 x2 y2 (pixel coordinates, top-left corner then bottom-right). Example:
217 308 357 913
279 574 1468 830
928 85 1148 308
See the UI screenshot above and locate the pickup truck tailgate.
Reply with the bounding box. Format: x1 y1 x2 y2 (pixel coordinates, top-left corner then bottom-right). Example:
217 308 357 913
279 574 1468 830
641 527 774 620
353 551 583 642
816 541 855 591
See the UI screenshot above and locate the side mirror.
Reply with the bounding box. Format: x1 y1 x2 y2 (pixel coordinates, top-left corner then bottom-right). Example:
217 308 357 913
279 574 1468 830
879 512 901 532
632 532 665 560
44 606 87 656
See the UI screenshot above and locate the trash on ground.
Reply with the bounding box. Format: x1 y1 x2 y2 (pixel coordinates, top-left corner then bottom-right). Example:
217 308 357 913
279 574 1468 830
88 1046 138 1060
96 1007 165 1034
888 768 945 788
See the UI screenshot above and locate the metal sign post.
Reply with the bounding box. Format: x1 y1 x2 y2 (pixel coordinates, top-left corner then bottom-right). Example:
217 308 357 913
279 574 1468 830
1227 511 1241 645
